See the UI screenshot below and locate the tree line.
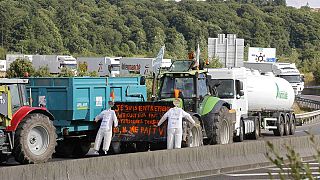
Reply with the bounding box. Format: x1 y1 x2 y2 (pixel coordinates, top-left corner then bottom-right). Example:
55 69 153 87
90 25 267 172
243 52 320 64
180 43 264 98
1 0 320 81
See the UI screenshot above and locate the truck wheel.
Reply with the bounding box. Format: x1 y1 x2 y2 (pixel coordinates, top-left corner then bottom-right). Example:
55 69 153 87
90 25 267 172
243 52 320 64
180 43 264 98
289 114 296 135
211 106 233 145
14 113 56 164
184 117 203 147
248 118 260 140
284 115 290 136
72 140 91 158
273 115 284 136
235 119 244 142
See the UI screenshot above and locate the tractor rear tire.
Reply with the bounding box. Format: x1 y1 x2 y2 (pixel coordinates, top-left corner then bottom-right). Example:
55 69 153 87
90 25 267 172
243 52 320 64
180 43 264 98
14 113 56 164
210 106 233 145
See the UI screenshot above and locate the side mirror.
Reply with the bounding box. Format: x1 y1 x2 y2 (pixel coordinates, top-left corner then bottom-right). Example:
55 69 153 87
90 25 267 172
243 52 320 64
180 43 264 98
239 81 243 90
239 90 244 96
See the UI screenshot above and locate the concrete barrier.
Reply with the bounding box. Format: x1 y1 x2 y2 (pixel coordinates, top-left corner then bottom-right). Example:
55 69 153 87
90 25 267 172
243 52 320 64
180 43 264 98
1 135 319 180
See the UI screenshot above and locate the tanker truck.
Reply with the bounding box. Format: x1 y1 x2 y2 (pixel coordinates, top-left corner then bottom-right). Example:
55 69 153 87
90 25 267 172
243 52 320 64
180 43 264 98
207 67 296 142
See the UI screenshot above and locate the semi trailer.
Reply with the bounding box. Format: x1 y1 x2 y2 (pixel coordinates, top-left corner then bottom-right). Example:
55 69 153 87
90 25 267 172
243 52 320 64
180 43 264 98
207 67 296 141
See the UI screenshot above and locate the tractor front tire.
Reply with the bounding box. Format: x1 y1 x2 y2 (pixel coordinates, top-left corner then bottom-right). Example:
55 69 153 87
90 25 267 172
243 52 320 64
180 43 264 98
211 106 233 145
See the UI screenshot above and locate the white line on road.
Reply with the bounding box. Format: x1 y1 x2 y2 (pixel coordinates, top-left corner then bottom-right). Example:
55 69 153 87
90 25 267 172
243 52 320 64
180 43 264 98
268 167 320 171
227 172 320 177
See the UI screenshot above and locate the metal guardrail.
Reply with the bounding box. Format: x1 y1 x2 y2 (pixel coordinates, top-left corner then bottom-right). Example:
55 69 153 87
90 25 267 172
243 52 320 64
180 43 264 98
295 96 320 124
296 110 320 125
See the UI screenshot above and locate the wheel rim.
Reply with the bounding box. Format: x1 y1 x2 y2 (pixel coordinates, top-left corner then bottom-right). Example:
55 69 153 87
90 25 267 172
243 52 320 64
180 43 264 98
188 129 194 147
27 125 49 156
220 119 229 144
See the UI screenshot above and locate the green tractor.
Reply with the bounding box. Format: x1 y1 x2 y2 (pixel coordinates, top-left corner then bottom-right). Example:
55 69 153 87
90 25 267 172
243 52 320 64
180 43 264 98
155 60 236 146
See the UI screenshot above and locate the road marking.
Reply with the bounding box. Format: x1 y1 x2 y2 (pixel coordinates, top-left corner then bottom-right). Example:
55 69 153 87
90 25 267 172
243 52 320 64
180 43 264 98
268 167 319 170
227 172 320 177
227 173 279 176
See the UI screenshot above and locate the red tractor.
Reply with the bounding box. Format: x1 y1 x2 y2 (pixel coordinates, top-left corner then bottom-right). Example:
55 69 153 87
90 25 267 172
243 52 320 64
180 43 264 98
0 78 56 164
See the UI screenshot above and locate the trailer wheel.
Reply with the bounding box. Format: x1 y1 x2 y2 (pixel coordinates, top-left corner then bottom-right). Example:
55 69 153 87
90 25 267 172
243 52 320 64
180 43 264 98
289 114 296 135
235 119 244 142
14 113 56 164
183 117 203 147
284 114 290 136
111 142 121 154
210 106 233 145
273 115 284 136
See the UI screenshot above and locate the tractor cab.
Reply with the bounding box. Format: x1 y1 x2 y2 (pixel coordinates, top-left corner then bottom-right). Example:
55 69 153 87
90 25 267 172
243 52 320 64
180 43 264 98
0 79 29 128
158 60 209 113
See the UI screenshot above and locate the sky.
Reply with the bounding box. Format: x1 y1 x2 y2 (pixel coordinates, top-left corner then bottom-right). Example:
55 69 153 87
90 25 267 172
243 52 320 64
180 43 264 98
287 0 320 8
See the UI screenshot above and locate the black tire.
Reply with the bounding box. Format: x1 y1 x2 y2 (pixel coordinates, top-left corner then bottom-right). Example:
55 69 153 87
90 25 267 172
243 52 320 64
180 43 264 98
111 142 121 154
72 140 91 158
289 114 296 135
210 106 233 145
284 115 290 136
13 113 56 164
248 118 260 140
235 119 244 142
273 115 284 136
184 116 203 147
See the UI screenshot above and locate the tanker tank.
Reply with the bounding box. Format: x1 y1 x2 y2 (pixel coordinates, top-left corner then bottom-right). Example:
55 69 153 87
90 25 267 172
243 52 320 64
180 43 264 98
246 70 295 112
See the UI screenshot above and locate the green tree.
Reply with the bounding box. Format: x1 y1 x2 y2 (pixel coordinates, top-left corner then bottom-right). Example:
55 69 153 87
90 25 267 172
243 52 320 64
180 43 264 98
6 58 34 78
33 65 52 77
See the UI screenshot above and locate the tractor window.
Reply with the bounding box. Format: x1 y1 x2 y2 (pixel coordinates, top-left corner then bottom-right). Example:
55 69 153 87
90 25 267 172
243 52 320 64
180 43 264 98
198 73 208 98
160 76 194 98
9 85 21 113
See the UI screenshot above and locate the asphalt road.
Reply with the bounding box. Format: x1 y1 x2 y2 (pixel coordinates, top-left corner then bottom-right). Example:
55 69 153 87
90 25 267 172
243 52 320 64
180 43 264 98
191 160 320 180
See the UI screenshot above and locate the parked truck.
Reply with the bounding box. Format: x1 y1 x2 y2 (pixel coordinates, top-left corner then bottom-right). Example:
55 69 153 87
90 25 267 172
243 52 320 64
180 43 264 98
244 62 304 95
77 57 121 77
6 54 78 75
207 67 296 141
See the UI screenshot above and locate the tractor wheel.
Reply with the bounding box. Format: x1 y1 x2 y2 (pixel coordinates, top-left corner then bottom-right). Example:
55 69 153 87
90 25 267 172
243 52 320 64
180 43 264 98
184 117 203 147
210 106 233 145
14 113 56 164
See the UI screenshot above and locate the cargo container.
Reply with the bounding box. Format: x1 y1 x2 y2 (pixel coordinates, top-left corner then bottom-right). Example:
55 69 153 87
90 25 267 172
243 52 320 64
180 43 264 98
27 77 147 157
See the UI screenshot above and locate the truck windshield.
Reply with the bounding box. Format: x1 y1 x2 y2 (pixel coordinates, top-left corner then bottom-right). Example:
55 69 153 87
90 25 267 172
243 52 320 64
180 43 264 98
160 76 194 98
210 79 234 99
63 64 77 69
279 75 301 83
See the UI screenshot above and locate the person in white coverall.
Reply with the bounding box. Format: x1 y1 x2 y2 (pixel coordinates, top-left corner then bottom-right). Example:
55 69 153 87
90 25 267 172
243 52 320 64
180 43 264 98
93 101 118 155
157 99 196 149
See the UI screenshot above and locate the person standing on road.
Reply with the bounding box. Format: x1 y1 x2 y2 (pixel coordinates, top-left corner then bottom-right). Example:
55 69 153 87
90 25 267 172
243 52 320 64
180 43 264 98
93 100 118 155
157 98 196 149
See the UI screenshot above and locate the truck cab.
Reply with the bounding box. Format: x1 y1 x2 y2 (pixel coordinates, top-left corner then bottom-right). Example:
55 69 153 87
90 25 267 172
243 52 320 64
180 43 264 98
276 63 304 95
207 67 248 138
